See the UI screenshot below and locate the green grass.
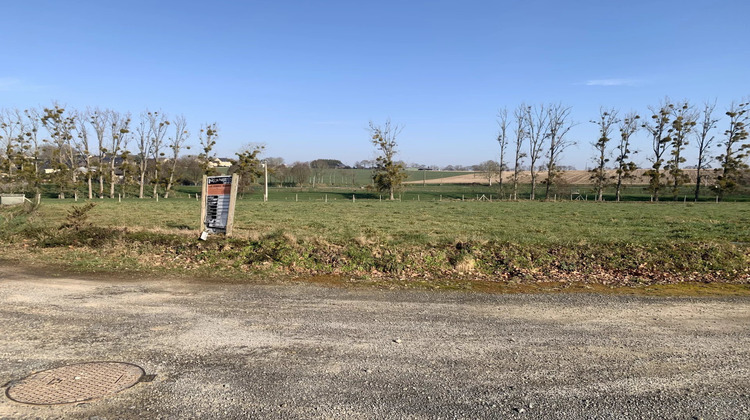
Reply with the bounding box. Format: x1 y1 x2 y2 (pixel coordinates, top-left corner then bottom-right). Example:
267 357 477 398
3 193 749 285
17 197 750 245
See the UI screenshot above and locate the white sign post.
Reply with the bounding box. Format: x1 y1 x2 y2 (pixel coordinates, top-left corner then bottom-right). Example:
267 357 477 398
200 174 239 237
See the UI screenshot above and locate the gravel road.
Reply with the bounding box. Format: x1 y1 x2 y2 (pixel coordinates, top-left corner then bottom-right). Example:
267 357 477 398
0 265 749 419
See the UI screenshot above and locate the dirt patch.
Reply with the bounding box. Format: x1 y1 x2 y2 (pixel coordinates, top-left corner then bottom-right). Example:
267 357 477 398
407 168 705 186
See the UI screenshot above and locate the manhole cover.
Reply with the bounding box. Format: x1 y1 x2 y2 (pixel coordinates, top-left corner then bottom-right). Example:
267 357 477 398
6 362 145 405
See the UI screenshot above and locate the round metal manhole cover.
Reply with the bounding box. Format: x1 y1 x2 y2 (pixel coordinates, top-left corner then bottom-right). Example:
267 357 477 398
6 362 144 405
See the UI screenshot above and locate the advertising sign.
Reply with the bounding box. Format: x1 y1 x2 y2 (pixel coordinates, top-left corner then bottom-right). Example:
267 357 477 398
200 174 238 236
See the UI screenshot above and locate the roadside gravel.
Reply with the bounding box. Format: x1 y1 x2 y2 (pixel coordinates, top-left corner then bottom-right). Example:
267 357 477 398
0 265 749 419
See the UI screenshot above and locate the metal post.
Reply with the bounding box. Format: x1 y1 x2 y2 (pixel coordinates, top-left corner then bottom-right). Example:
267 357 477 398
199 175 208 232
263 161 268 202
226 174 239 237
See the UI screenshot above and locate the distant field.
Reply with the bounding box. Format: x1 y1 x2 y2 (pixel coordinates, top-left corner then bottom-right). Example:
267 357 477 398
270 169 473 186
31 167 748 203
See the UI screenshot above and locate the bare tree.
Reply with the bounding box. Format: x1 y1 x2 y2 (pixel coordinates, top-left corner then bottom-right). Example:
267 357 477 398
119 149 136 198
147 111 170 198
544 104 575 199
369 119 406 200
590 108 619 201
694 101 719 201
289 161 311 186
73 112 95 199
172 155 202 186
512 105 527 200
198 122 219 176
134 113 153 199
475 160 500 185
22 108 43 196
309 160 326 188
0 108 23 182
666 101 698 199
522 104 549 200
230 143 264 195
496 108 509 192
87 108 110 198
107 111 131 198
714 101 750 200
41 105 77 199
164 115 189 198
614 112 640 202
643 100 674 201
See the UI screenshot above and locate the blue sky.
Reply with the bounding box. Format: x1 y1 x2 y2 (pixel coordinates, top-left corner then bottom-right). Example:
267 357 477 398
2 0 749 169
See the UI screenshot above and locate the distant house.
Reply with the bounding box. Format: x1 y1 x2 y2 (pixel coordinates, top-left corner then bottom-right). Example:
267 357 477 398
208 158 233 168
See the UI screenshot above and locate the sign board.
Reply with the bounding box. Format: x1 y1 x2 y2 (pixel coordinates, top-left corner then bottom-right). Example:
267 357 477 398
200 174 239 236
0 194 26 206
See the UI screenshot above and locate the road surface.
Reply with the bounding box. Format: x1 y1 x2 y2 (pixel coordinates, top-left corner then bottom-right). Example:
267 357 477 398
0 265 749 419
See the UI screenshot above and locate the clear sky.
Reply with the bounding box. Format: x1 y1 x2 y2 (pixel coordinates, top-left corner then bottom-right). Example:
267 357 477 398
2 0 749 169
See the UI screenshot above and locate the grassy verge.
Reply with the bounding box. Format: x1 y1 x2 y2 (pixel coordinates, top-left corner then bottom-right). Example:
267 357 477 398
1 199 749 291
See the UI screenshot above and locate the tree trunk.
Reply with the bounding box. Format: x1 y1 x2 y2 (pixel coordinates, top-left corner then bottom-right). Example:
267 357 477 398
152 168 159 198
164 173 174 198
694 166 702 202
110 167 116 199
164 160 178 199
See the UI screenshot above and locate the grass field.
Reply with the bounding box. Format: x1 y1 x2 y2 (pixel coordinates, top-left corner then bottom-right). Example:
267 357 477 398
3 162 750 284
17 198 750 245
1 194 747 286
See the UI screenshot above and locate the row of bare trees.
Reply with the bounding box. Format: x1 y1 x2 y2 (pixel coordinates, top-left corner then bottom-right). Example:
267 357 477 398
495 99 749 201
495 103 576 200
0 104 221 199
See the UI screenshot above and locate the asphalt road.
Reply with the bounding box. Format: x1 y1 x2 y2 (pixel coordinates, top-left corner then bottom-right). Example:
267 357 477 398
0 265 749 419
